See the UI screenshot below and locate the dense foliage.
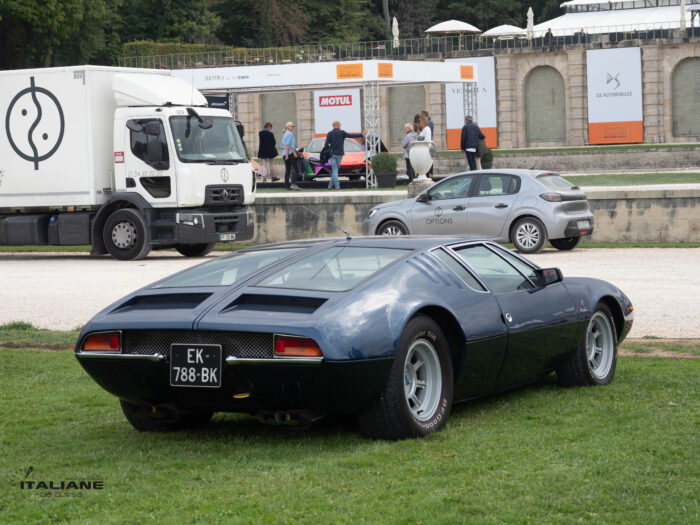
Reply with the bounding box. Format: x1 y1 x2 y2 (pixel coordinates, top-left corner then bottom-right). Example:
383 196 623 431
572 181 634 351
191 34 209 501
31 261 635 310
0 0 564 69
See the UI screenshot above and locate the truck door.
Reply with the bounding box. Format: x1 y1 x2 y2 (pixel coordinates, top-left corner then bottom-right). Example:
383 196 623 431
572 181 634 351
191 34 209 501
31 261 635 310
124 118 177 207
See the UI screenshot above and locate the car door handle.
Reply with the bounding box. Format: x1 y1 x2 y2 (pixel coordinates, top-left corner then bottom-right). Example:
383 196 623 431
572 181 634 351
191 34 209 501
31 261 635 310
494 203 508 209
452 205 466 211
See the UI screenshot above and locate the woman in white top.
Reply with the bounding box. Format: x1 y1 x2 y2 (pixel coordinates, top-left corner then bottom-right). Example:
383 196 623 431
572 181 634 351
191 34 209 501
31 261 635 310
400 123 419 181
418 116 432 142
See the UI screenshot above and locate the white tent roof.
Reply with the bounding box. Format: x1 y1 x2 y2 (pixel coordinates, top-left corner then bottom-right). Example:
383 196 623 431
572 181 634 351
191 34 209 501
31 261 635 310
533 5 694 35
482 24 527 37
425 20 481 33
560 0 636 6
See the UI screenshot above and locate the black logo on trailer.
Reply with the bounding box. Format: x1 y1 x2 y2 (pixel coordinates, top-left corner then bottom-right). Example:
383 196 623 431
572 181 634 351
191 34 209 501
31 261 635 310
5 76 65 170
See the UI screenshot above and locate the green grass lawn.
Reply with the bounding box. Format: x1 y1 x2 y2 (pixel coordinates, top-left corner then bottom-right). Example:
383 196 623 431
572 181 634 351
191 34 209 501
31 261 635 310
1 337 697 523
565 172 700 186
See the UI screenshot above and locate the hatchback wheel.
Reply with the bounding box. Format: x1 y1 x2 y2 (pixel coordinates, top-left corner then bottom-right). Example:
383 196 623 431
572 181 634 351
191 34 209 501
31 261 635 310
550 237 581 251
377 220 408 236
511 217 547 253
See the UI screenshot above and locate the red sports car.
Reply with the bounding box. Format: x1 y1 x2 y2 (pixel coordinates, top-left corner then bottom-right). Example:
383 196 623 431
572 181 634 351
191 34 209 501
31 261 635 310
302 138 366 180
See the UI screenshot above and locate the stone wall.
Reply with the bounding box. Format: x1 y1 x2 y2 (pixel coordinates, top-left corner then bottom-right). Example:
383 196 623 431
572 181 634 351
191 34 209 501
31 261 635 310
249 187 700 245
233 40 700 157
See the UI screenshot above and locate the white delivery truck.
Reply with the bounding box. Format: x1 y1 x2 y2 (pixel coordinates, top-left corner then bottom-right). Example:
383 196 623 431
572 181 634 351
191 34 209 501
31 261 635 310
0 65 255 260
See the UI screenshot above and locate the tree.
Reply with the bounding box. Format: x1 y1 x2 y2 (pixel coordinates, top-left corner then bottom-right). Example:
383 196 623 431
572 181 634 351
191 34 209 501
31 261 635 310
119 0 220 44
444 0 525 32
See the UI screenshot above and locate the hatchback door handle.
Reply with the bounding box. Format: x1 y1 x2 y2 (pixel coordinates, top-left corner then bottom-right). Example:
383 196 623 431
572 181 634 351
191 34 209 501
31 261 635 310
452 205 466 211
495 203 508 209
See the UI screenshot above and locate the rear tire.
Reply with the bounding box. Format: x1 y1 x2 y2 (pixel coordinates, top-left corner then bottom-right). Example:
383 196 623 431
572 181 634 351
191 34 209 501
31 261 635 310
376 220 408 236
555 303 618 387
550 237 582 251
511 217 547 253
175 242 216 257
103 208 151 261
120 400 213 432
357 315 453 440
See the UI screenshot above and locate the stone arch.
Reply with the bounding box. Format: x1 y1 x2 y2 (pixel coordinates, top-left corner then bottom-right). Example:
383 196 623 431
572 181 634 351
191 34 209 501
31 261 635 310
524 66 566 143
671 57 700 137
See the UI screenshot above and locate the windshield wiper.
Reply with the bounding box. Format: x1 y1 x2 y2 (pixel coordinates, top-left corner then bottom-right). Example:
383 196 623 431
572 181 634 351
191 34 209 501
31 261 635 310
206 160 244 165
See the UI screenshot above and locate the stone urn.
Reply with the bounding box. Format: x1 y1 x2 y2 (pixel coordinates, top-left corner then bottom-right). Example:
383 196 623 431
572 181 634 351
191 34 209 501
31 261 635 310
408 140 435 180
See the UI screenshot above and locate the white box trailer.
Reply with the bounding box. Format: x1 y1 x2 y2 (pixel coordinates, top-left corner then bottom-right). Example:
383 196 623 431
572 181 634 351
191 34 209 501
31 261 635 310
0 65 255 259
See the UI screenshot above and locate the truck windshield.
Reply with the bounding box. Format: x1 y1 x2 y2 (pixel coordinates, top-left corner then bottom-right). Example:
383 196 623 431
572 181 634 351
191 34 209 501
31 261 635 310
169 116 247 163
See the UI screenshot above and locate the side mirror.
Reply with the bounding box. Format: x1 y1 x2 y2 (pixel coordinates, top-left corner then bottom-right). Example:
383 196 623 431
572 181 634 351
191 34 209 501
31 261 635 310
199 119 213 130
126 120 144 133
536 267 563 287
416 193 429 203
235 120 245 138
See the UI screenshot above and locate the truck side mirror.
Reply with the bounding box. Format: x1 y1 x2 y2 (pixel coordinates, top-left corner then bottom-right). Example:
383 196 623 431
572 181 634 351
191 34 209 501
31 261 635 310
199 119 213 130
235 120 245 138
126 120 144 133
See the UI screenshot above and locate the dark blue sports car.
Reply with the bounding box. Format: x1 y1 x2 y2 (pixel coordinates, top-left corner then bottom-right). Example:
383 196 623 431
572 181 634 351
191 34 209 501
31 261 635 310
75 237 634 440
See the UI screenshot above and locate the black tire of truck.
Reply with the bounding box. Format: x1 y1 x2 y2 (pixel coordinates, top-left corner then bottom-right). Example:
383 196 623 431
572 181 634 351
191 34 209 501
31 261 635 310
175 242 217 257
103 208 151 261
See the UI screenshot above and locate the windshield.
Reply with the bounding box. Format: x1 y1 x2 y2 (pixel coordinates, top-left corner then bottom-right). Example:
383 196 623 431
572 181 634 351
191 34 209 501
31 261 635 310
153 248 302 288
169 116 247 163
256 246 408 292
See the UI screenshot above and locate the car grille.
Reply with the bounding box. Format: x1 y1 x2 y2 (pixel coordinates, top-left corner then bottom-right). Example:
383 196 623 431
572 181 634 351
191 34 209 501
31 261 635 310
123 331 274 359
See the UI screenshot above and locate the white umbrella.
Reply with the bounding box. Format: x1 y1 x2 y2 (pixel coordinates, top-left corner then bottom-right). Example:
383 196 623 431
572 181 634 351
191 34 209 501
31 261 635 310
425 20 481 34
392 16 400 49
681 0 686 30
483 24 527 37
527 7 534 38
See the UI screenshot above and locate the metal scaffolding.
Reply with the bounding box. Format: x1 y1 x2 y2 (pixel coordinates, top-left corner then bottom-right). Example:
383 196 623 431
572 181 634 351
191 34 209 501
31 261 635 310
462 82 478 122
363 79 380 188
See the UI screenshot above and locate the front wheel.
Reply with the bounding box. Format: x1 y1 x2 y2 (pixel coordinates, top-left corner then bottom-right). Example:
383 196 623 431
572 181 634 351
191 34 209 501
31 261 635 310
120 400 213 432
103 208 151 260
357 315 453 440
511 217 547 253
550 237 581 251
555 303 618 387
376 220 408 236
175 242 216 257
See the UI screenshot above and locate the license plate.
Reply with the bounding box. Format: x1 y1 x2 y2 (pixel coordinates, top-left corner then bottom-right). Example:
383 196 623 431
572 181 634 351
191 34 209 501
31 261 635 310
219 233 236 241
577 220 590 228
170 344 222 388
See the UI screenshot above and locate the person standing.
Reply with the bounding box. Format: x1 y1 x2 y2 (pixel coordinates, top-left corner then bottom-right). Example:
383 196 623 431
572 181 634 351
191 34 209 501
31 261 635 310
420 110 434 136
257 122 278 182
417 116 434 178
460 115 485 171
322 120 363 190
280 122 300 190
401 123 418 181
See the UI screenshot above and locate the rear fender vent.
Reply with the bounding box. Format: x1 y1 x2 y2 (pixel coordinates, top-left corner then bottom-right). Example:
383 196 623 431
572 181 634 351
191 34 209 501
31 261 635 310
222 294 327 314
112 293 212 313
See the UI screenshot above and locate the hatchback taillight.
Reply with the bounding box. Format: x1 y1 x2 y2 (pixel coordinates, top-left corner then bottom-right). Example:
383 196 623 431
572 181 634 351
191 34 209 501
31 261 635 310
539 192 562 202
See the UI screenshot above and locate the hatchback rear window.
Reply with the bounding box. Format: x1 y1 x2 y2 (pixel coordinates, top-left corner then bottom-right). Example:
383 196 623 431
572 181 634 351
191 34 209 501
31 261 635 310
257 246 408 291
537 174 577 191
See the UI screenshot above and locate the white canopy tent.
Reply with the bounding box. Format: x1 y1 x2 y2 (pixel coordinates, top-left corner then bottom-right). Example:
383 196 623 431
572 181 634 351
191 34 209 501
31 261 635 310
534 1 696 35
425 20 481 34
174 60 478 187
482 24 527 37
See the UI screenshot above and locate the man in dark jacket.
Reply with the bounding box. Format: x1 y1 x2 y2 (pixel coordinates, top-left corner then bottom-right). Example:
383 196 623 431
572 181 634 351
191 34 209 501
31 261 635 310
460 115 485 171
257 122 278 182
323 121 364 190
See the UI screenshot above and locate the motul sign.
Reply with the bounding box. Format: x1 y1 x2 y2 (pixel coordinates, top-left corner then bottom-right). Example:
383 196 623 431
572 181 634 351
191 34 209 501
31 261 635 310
319 95 352 107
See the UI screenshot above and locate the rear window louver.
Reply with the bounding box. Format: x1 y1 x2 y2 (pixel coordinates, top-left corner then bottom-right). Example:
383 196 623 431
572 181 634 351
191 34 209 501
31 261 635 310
111 293 212 313
222 294 327 314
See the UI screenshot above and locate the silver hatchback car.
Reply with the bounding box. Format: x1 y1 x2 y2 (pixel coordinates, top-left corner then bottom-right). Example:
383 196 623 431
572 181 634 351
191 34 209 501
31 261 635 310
364 169 594 253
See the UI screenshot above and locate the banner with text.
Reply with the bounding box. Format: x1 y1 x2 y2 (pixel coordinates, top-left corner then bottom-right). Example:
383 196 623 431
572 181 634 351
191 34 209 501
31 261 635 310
313 88 361 136
445 57 498 149
586 47 643 144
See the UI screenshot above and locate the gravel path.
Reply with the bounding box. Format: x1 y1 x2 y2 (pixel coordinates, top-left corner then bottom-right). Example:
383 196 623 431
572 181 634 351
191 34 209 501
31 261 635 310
1 248 698 338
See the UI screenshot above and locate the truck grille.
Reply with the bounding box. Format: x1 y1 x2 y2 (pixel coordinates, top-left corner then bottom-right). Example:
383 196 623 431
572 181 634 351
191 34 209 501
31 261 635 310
205 185 244 205
123 331 273 359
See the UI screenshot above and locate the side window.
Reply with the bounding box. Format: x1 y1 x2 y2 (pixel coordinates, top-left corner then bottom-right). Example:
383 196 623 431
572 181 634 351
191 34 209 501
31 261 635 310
130 119 169 170
453 244 535 293
490 245 539 283
476 175 520 196
428 175 474 201
432 249 485 291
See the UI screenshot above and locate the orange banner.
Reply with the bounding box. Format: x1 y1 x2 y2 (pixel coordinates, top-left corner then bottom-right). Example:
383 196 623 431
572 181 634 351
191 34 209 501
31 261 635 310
377 63 393 78
460 65 474 80
446 127 498 150
336 63 363 80
588 121 643 144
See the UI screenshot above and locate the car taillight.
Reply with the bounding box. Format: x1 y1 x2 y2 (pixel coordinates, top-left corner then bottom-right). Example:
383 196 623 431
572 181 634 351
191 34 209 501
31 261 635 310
539 192 562 202
82 333 121 352
274 335 322 358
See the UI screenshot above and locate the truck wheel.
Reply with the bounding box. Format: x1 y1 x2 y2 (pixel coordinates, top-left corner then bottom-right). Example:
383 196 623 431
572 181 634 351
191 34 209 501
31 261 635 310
175 243 216 257
103 208 151 261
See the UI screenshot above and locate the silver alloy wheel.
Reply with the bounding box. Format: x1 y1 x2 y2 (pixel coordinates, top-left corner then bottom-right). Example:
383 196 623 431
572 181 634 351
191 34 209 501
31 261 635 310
111 220 137 249
586 311 615 380
403 338 442 422
381 225 404 236
516 222 541 249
